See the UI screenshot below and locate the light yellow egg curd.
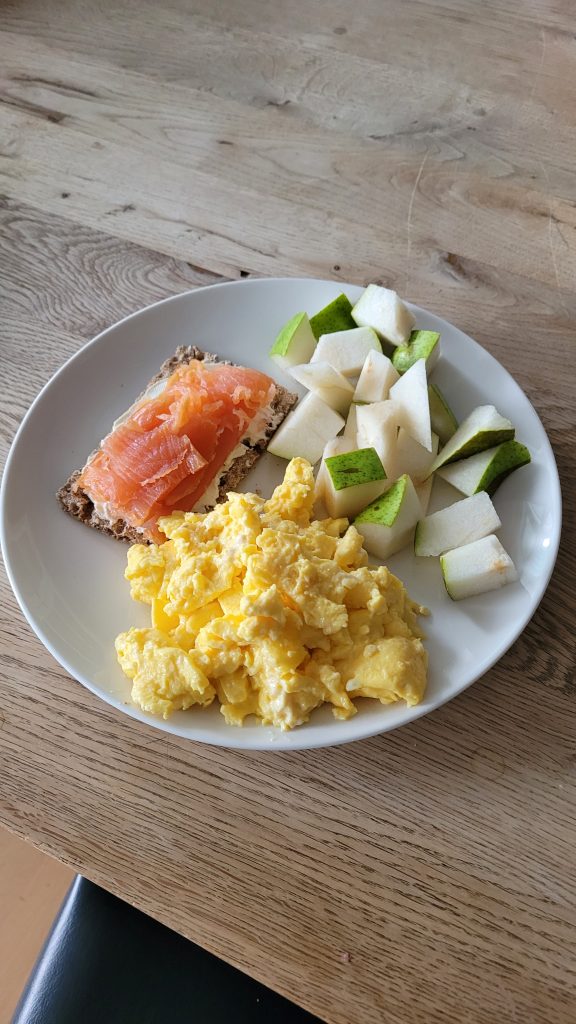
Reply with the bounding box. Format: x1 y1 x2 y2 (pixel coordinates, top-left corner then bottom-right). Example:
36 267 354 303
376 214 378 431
115 458 427 730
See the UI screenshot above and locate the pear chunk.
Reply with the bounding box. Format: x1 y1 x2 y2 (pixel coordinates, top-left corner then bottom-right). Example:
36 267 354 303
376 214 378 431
352 284 415 347
354 475 421 559
436 440 531 496
312 327 382 377
267 393 344 464
289 361 354 415
392 330 440 375
323 447 387 518
356 400 400 476
309 293 356 339
430 405 515 473
414 492 501 557
415 477 434 516
441 535 518 600
343 402 359 441
387 429 439 484
269 312 316 370
315 436 356 501
428 383 458 445
389 359 432 451
353 350 399 403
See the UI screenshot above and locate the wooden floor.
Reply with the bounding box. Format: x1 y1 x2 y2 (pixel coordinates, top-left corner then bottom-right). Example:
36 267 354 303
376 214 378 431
0 827 72 1021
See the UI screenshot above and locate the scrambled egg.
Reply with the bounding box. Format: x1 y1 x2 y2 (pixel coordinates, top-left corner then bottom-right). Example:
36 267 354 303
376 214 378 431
115 459 427 730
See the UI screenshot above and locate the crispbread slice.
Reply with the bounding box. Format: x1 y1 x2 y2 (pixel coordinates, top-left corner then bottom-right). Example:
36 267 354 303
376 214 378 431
57 346 297 543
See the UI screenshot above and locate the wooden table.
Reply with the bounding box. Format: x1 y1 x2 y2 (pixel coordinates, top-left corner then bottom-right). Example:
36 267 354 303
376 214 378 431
1 3 575 1022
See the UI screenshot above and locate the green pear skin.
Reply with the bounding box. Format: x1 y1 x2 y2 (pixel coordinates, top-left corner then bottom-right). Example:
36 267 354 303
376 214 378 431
309 294 356 339
355 475 409 527
428 383 458 445
437 441 531 496
392 331 440 374
430 405 515 472
325 448 386 491
269 312 317 369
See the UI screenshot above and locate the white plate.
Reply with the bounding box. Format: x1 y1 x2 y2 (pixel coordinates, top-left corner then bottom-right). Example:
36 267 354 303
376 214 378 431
0 279 561 750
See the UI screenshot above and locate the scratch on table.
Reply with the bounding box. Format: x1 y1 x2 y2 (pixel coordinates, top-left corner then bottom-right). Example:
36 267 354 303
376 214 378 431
405 148 429 294
528 27 546 102
539 158 569 315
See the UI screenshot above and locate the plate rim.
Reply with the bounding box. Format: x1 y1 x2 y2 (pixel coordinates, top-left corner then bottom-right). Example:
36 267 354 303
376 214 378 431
0 277 563 750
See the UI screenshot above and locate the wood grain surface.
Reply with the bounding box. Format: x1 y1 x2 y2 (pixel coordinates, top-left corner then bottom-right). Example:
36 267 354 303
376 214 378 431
1 3 575 1022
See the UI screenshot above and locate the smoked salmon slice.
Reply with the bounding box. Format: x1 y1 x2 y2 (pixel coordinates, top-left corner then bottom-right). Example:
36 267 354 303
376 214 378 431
78 360 276 539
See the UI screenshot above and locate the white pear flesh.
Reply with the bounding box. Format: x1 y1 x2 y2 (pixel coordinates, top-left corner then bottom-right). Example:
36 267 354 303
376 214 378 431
430 405 515 473
311 326 382 377
323 447 387 519
354 475 421 559
267 392 345 465
436 440 531 496
315 436 356 501
353 349 399 403
389 358 432 451
387 429 439 484
441 535 518 600
351 284 415 346
356 400 400 476
344 402 359 441
289 361 354 415
269 312 317 370
414 492 501 557
415 477 434 516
